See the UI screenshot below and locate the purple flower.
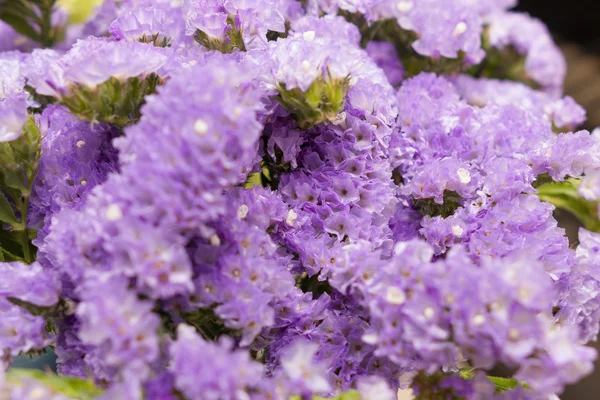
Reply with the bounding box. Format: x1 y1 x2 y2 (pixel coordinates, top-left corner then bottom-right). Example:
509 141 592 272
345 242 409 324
0 97 27 142
76 276 160 381
365 41 404 86
0 262 61 307
279 339 332 394
487 11 566 92
58 38 168 90
109 5 186 44
170 324 264 400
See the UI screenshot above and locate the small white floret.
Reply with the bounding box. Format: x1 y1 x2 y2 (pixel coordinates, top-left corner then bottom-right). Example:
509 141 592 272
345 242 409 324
386 286 406 305
194 119 209 135
457 168 471 184
396 1 413 12
451 225 464 236
286 209 298 225
302 31 316 41
453 22 468 37
105 204 123 221
237 204 249 219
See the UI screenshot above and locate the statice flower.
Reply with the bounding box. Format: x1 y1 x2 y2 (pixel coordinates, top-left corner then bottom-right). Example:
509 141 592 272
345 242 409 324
0 1 599 399
76 276 160 382
0 22 21 52
108 5 187 45
170 324 264 400
56 37 168 91
289 15 362 46
452 75 586 130
557 229 600 343
29 105 119 233
486 11 567 93
183 0 286 51
365 41 405 86
0 98 27 142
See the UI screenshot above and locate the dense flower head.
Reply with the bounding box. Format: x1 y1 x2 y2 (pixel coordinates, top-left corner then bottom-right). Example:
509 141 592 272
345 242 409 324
2 1 600 399
170 324 265 400
30 37 169 97
109 5 187 45
486 11 567 92
183 0 286 50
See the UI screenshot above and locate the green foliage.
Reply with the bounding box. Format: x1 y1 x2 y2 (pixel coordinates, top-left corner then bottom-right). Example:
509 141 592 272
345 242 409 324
7 369 104 399
291 390 362 400
537 178 600 233
0 115 41 263
0 0 64 47
193 17 247 53
59 74 162 128
413 190 463 218
276 75 351 130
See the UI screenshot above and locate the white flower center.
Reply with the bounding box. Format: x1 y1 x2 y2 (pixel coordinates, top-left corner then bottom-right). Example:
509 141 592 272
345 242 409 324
286 209 298 225
451 225 464 236
105 204 123 221
457 168 471 184
302 31 315 41
396 1 413 12
210 234 221 246
386 286 406 305
472 314 485 326
453 22 468 36
237 204 249 219
423 307 435 319
194 119 209 135
76 140 86 148
301 60 311 72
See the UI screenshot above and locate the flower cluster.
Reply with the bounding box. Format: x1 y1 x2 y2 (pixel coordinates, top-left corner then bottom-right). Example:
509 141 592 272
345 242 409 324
0 0 600 399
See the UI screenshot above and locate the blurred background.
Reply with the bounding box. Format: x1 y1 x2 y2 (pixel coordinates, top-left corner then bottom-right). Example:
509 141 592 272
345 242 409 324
11 1 600 399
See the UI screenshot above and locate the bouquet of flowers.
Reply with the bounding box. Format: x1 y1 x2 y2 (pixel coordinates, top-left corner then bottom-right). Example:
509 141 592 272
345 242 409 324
0 0 599 399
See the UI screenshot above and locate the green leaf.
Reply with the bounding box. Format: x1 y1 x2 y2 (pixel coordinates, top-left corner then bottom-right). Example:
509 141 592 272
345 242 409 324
0 7 40 42
0 192 18 225
7 369 104 399
487 376 520 392
312 391 361 400
537 179 600 232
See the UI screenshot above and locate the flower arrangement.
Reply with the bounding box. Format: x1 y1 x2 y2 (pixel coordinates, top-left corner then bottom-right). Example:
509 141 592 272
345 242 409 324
0 0 599 399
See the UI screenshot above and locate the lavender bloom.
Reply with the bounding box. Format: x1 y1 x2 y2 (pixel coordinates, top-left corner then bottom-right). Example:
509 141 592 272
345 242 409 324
579 168 600 202
0 2 599 398
76 276 160 382
170 324 264 400
20 49 66 98
557 229 600 343
0 22 21 52
5 378 73 400
365 41 404 86
0 262 61 307
109 5 186 45
61 38 168 88
290 15 362 47
0 97 27 142
29 105 119 230
452 75 586 130
0 299 52 357
183 0 286 50
486 11 567 92
279 339 331 394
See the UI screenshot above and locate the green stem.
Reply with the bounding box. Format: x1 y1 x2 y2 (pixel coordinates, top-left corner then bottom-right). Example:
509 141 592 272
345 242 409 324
19 193 31 263
38 0 55 48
